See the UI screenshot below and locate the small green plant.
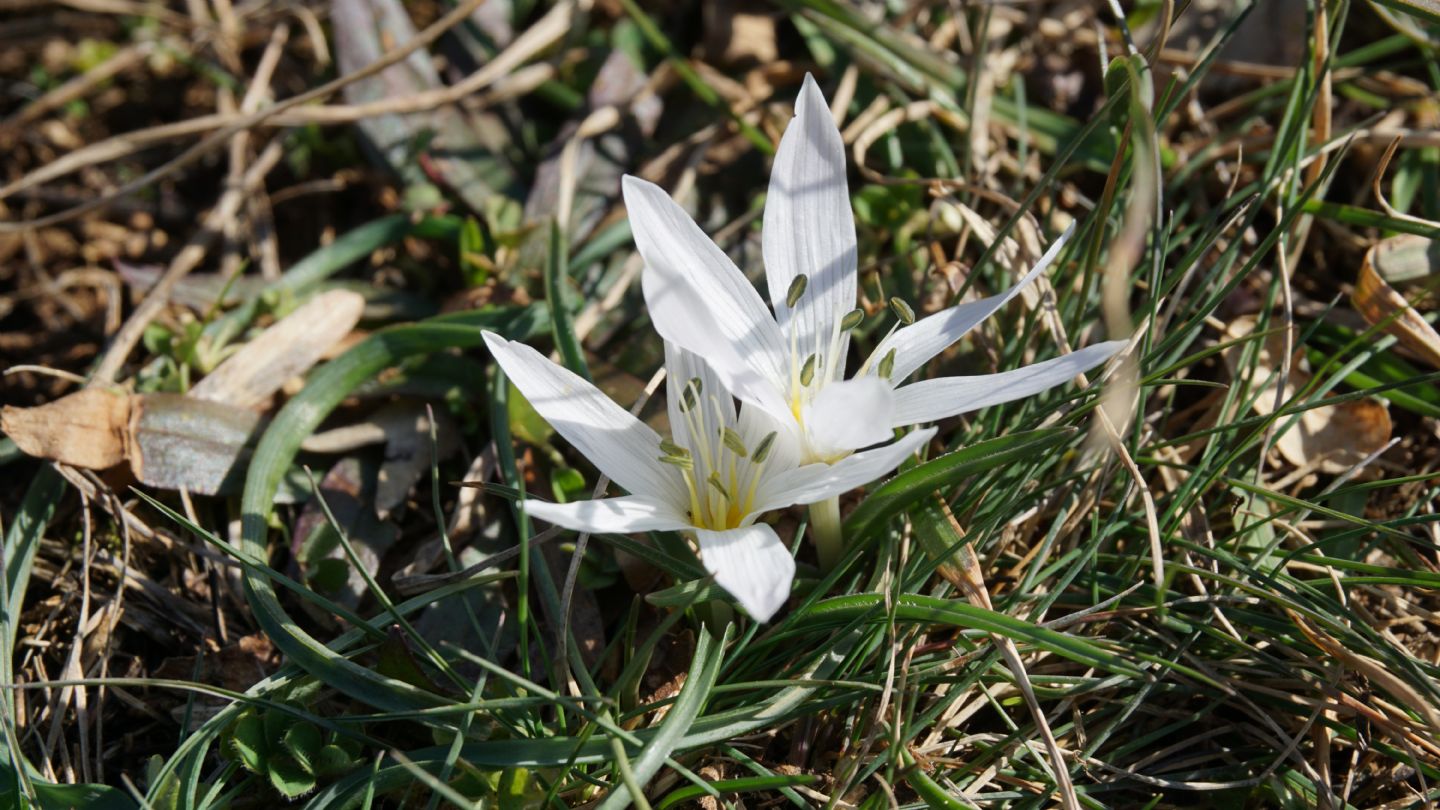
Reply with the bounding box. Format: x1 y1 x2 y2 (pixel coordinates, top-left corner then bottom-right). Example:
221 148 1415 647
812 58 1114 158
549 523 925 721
223 707 362 799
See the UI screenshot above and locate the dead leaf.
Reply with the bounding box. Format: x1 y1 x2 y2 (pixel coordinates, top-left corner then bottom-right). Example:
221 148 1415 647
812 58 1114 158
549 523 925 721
3 390 265 495
522 49 662 246
190 289 365 410
1352 234 1440 369
1 388 130 469
129 394 263 494
1223 316 1392 473
331 0 514 213
703 0 778 66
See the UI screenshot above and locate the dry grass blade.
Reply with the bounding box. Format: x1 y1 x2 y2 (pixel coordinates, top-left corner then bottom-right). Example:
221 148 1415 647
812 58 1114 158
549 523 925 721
954 541 1079 810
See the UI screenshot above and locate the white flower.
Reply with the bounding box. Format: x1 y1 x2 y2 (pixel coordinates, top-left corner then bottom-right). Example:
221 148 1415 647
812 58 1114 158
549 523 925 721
623 74 1125 468
482 332 935 622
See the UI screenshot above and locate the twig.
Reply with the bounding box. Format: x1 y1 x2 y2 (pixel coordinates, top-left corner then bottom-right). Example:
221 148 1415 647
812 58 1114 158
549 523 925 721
0 0 533 231
87 139 283 384
1 42 153 129
0 62 556 206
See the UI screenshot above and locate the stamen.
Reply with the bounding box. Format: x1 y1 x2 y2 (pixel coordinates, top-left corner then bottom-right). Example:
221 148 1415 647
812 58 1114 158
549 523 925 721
706 472 730 500
680 468 703 526
841 308 864 331
679 377 702 412
658 453 694 470
659 439 689 458
786 274 809 308
720 427 748 457
889 297 915 325
752 431 777 464
799 353 817 387
877 347 897 379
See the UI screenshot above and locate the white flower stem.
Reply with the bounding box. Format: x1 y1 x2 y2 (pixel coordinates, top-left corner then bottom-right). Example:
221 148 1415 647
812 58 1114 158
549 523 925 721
809 496 844 572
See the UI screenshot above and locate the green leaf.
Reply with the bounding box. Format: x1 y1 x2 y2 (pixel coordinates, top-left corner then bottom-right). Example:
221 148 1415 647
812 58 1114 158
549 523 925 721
544 219 590 380
282 722 323 775
791 593 1143 677
314 744 357 779
268 754 317 799
551 467 587 503
497 767 535 810
459 216 489 287
843 428 1077 541
227 712 268 774
33 781 136 810
1369 0 1440 25
262 706 292 752
655 775 820 810
239 306 547 715
597 625 730 809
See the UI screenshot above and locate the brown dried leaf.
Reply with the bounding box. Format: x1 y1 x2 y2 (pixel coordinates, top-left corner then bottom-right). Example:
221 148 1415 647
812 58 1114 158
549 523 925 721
1 388 131 469
1223 316 1392 473
2 389 267 495
703 0 778 66
1353 235 1440 369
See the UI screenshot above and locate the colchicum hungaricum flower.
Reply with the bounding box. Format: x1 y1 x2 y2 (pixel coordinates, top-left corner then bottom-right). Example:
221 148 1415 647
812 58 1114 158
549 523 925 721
622 75 1125 563
482 331 935 622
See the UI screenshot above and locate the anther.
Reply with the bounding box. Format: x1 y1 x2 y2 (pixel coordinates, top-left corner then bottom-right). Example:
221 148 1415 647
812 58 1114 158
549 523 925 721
752 431 777 464
786 274 809 308
720 427 748 457
706 472 730 499
799 353 817 386
680 377 703 412
877 347 897 379
841 308 864 331
889 297 915 325
658 453 694 470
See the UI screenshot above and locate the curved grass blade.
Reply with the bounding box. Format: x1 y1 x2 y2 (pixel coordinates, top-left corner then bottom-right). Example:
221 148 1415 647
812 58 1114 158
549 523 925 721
597 625 729 810
788 593 1142 677
843 427 1076 541
238 306 546 714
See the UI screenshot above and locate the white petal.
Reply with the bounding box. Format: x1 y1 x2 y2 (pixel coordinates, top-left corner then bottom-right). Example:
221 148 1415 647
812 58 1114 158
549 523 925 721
664 341 734 449
737 400 801 474
891 340 1126 426
523 495 691 534
625 176 792 422
764 74 858 369
695 523 795 622
874 223 1075 383
805 376 896 457
484 332 683 505
750 427 936 515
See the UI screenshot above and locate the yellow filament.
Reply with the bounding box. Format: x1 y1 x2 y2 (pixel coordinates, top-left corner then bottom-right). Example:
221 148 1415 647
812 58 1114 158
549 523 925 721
668 392 770 531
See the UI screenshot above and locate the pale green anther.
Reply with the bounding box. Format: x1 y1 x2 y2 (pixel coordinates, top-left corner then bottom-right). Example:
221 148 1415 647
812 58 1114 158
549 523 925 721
877 347 897 379
840 308 864 331
706 472 730 499
799 353 817 386
889 297 915 325
658 454 694 470
786 274 809 308
720 427 748 457
752 431 777 464
680 377 702 412
659 440 689 458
